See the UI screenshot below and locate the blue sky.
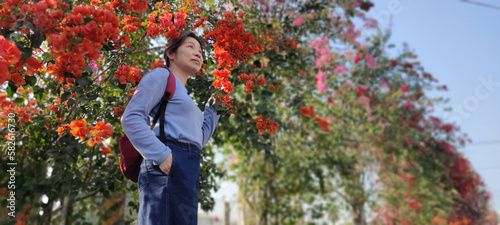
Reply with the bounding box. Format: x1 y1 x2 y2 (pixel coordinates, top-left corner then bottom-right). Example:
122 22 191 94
367 0 500 210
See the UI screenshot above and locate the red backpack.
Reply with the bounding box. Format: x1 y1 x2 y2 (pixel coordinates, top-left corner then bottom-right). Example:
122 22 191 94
119 72 176 183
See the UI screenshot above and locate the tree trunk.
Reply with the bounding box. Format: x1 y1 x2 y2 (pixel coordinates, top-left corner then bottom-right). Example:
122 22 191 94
40 198 53 225
100 192 126 225
351 199 367 225
60 195 70 225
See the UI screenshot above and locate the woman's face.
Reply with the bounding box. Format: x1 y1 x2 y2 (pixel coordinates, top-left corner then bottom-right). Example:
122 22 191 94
168 37 203 75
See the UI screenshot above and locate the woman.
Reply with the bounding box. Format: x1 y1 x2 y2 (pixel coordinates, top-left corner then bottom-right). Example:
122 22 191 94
121 31 220 224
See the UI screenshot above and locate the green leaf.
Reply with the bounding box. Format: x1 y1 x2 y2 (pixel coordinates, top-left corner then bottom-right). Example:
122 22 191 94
13 98 24 104
76 76 91 87
33 86 45 102
67 99 76 107
61 92 72 102
118 83 127 90
20 47 33 61
73 106 82 114
25 76 37 86
7 82 17 97
86 93 99 101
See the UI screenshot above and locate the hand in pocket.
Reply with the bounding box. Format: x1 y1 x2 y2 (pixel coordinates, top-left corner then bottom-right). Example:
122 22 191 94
159 153 172 175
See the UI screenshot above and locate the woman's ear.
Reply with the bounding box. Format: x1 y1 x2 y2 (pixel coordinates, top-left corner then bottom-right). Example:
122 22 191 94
166 50 175 61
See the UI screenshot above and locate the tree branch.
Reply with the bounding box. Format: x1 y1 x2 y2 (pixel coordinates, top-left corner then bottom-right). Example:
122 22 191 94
132 46 165 55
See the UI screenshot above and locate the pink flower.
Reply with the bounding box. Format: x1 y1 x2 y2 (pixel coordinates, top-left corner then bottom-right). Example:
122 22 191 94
317 81 327 92
379 81 388 88
363 18 378 29
441 124 453 133
293 15 304 26
356 95 370 107
354 54 362 64
378 121 390 128
347 24 360 39
91 60 99 70
356 86 367 96
334 65 346 75
316 71 328 91
365 54 377 68
401 85 408 93
214 216 219 222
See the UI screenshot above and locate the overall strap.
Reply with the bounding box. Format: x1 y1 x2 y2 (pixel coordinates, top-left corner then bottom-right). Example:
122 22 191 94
150 72 176 143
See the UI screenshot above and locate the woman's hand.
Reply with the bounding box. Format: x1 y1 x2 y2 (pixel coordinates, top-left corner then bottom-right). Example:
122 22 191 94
159 153 173 175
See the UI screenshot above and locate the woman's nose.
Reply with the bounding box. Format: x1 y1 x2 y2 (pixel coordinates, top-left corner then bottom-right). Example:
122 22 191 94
194 52 201 59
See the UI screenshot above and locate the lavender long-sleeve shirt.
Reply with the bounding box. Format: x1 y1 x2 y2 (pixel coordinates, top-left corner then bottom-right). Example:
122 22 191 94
121 68 220 165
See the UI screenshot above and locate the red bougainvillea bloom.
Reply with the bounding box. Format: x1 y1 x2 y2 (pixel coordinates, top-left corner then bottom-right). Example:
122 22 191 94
315 117 329 132
114 64 142 84
94 121 113 139
0 36 21 65
151 59 165 69
69 119 89 140
100 145 112 156
255 115 279 135
113 106 124 116
257 76 266 85
245 80 254 93
206 11 264 69
442 124 454 133
356 86 367 96
122 15 141 32
299 105 316 118
212 69 233 93
56 124 70 135
354 54 362 64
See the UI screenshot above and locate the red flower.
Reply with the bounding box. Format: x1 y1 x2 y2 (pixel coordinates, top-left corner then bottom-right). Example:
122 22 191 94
69 119 89 140
100 145 112 156
315 117 329 132
206 13 263 69
255 115 279 135
354 54 362 64
356 86 367 96
441 124 454 133
299 105 316 118
151 59 165 69
257 76 266 85
245 80 254 93
114 64 142 84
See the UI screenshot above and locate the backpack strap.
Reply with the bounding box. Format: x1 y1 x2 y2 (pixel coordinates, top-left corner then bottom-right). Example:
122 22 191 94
150 72 176 144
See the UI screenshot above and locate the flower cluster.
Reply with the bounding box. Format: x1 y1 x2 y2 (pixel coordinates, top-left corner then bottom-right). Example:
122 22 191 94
57 119 113 155
0 91 39 127
206 11 264 111
0 36 44 86
114 63 142 84
206 11 263 69
354 52 378 68
142 3 189 39
212 69 233 93
113 106 124 116
238 73 267 93
299 105 330 132
19 3 123 83
255 115 279 135
150 59 165 69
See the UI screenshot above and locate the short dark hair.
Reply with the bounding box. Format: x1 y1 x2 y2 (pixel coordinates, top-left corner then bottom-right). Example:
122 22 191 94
164 31 206 68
